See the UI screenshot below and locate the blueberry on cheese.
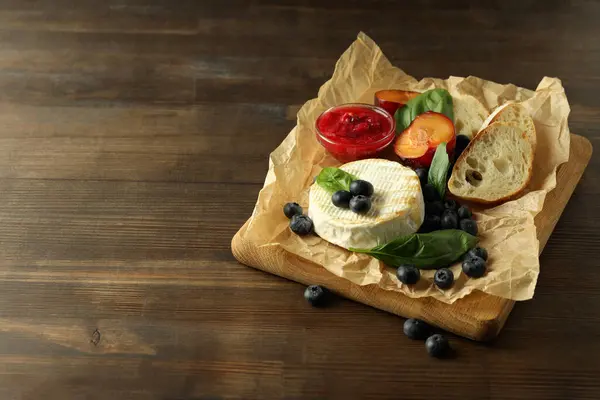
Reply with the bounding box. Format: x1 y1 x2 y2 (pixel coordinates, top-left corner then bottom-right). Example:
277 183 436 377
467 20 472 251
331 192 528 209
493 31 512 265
308 159 425 250
331 190 352 208
349 180 374 197
349 195 371 213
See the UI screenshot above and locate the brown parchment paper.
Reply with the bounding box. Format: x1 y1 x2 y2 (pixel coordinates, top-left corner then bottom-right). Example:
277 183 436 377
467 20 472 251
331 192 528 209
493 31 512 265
243 32 570 304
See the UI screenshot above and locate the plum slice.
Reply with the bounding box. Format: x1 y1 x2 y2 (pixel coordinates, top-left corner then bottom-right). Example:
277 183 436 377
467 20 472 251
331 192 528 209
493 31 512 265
394 111 455 168
374 90 420 116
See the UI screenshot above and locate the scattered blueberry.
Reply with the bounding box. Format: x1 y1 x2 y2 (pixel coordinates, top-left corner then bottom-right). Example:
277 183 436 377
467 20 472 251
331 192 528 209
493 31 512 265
457 205 472 220
425 334 451 358
426 201 445 217
440 209 459 230
304 285 328 307
422 183 440 202
283 202 303 219
332 190 352 208
290 215 313 235
462 256 487 278
459 219 478 236
396 264 420 284
349 180 374 197
420 214 441 233
443 199 458 211
434 268 454 289
467 247 488 261
415 168 429 187
349 195 372 213
403 318 431 340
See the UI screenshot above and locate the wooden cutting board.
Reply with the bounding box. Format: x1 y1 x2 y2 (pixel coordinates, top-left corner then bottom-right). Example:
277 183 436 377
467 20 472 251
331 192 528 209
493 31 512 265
231 134 593 341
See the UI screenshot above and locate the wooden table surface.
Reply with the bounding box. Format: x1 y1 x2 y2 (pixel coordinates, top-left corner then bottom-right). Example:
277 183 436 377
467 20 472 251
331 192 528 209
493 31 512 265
0 1 598 399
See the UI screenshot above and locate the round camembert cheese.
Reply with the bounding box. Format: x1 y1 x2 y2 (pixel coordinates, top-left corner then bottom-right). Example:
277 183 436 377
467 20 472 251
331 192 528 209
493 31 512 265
308 159 425 250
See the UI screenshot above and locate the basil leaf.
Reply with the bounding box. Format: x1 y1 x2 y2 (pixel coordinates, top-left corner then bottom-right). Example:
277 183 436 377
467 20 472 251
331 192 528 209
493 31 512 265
428 143 451 199
395 88 454 132
316 167 358 193
351 229 478 269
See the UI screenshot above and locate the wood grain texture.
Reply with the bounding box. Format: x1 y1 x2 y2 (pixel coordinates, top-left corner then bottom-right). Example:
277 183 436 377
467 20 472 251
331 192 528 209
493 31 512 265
0 1 599 399
232 134 593 341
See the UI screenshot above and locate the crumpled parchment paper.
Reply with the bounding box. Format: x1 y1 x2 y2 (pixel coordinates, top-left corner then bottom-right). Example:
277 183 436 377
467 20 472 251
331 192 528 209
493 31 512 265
243 32 570 304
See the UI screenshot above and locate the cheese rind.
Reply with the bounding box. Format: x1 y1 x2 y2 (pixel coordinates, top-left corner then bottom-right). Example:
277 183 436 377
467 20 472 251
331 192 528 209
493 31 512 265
308 159 425 250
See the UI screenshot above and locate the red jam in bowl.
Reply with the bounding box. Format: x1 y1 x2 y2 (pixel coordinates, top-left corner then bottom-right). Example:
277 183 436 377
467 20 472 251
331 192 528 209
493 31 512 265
315 104 395 162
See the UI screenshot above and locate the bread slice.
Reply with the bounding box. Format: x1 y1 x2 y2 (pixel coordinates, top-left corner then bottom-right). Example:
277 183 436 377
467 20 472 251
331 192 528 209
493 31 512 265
448 122 534 204
479 102 536 149
453 96 489 138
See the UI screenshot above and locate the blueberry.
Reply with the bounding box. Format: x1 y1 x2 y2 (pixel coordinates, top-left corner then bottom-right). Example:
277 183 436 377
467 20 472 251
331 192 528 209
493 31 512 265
455 134 470 159
422 183 440 202
447 162 455 181
403 318 431 340
440 209 459 230
467 247 488 261
396 264 420 284
304 285 327 307
425 334 450 358
349 180 374 197
349 195 372 213
415 168 429 187
283 202 303 219
434 268 454 289
444 199 458 211
457 205 472 220
456 134 470 149
332 190 352 208
290 215 313 235
420 214 441 233
462 256 486 278
426 201 444 217
459 219 478 236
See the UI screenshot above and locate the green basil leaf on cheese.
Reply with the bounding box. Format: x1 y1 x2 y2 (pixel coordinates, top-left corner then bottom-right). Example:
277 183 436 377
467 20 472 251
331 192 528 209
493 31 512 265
350 229 477 269
428 143 451 199
395 88 454 132
316 167 358 194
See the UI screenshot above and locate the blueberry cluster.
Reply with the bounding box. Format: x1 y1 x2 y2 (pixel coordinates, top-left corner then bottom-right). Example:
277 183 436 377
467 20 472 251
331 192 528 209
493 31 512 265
396 245 488 290
404 318 451 358
417 171 477 236
283 202 314 236
396 263 458 290
395 154 488 290
332 180 374 214
462 247 488 278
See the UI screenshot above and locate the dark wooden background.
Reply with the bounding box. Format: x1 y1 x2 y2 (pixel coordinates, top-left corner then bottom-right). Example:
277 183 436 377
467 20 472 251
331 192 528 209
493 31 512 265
0 1 598 399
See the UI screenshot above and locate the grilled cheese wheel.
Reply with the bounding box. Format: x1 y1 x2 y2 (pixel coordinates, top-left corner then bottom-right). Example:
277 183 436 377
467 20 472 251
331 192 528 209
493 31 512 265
309 159 424 249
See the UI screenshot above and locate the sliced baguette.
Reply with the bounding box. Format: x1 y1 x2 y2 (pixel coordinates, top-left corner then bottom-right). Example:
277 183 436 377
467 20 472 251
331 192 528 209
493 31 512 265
479 102 536 149
448 122 534 204
453 96 489 138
